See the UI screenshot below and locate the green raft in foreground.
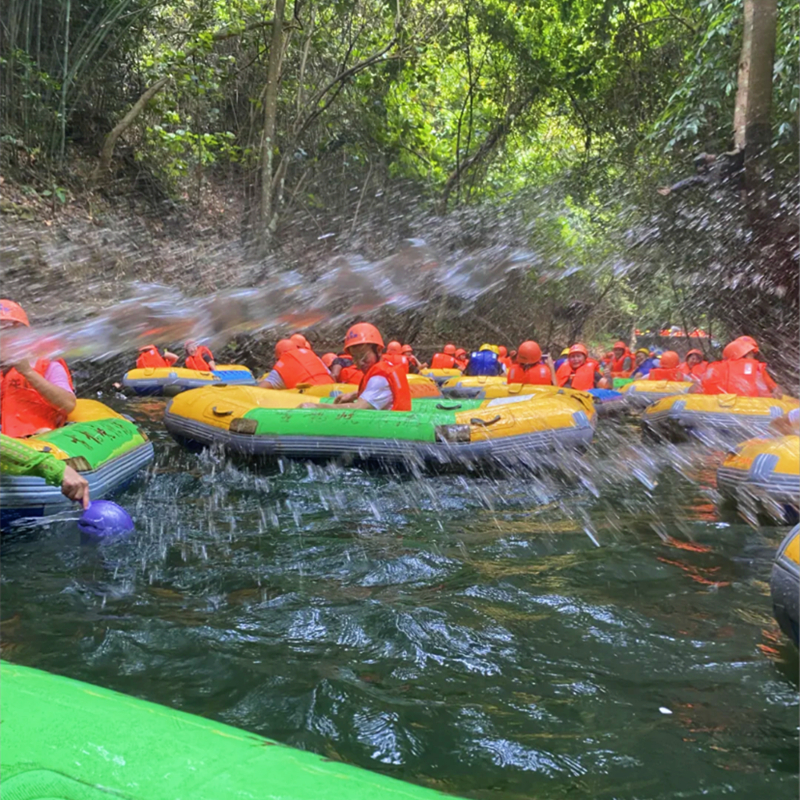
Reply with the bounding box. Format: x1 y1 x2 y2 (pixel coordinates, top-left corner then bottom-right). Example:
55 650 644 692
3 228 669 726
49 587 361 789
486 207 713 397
0 660 458 800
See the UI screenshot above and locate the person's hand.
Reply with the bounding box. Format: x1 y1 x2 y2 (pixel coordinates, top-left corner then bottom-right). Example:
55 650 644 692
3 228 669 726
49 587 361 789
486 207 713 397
13 359 33 378
298 402 318 409
657 187 671 196
61 465 90 509
333 391 358 404
772 387 784 399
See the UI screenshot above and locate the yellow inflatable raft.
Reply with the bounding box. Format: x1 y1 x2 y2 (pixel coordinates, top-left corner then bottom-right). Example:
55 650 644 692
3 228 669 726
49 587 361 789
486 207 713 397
717 435 799 523
122 365 255 396
641 394 799 443
420 367 463 386
163 385 596 468
621 379 694 410
771 525 799 645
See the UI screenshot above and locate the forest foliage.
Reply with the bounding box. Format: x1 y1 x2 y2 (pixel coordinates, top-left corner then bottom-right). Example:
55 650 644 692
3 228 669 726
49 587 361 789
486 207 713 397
1 0 797 359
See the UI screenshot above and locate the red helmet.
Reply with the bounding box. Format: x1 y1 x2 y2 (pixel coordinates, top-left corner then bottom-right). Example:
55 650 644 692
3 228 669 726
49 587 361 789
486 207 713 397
455 348 467 358
517 340 542 364
660 350 680 369
613 340 627 351
386 340 402 354
321 352 337 368
569 343 589 357
401 344 413 354
275 339 297 359
344 323 384 353
290 333 310 349
498 345 508 358
0 299 30 327
726 335 759 361
443 343 457 356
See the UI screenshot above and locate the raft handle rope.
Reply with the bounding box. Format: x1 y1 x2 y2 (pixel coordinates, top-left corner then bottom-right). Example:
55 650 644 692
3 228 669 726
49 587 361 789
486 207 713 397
212 407 234 417
470 415 501 427
436 403 463 410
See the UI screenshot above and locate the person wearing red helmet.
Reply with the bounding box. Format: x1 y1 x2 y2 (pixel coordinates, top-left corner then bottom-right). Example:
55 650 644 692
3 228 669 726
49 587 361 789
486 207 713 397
498 345 512 373
0 299 78 438
642 351 684 381
454 348 468 371
609 340 634 377
697 336 782 397
678 348 707 379
259 339 331 390
430 343 458 370
184 340 216 371
301 323 411 410
400 344 423 373
507 341 554 385
381 340 410 375
556 344 609 390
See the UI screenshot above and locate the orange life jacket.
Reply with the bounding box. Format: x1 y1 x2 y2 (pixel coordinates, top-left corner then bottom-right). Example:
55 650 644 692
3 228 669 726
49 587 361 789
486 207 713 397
1 359 74 438
645 367 685 382
610 351 634 377
185 346 214 372
556 358 599 391
381 353 410 375
136 347 174 370
358 361 412 411
499 356 513 372
339 365 364 385
273 347 331 389
430 353 456 370
678 360 708 378
701 359 773 397
454 357 468 371
508 363 552 386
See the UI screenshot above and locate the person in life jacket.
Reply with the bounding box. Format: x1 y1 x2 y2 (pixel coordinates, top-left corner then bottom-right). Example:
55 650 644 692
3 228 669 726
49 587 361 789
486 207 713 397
401 344 423 373
381 341 410 374
678 348 708 379
259 339 332 390
554 348 570 371
643 350 684 382
290 333 311 350
299 323 411 411
609 341 635 377
630 348 658 379
498 346 513 373
556 344 609 391
330 351 364 385
465 344 504 377
454 348 468 371
136 344 179 370
184 340 216 372
0 299 78 438
507 341 554 385
430 343 458 370
697 336 783 398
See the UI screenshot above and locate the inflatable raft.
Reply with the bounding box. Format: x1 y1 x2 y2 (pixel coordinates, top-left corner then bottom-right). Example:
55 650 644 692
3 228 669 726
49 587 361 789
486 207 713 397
440 376 623 416
641 394 799 443
621 379 694 410
0 660 457 800
0 400 153 528
164 385 595 468
420 367 462 386
771 525 799 645
717 435 799 523
122 364 255 396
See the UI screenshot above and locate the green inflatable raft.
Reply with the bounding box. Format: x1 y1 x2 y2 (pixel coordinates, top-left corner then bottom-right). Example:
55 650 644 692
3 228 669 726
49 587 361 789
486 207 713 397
0 660 457 800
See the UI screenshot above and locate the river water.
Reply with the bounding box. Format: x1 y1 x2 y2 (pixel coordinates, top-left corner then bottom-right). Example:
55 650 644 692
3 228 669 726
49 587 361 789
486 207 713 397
1 398 797 799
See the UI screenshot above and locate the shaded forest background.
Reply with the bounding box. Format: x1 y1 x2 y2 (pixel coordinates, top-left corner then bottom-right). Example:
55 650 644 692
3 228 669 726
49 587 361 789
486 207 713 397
1 0 797 379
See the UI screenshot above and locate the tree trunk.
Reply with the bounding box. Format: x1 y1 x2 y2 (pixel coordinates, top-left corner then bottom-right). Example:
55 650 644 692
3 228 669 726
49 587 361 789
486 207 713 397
257 0 287 254
732 0 753 152
742 0 777 193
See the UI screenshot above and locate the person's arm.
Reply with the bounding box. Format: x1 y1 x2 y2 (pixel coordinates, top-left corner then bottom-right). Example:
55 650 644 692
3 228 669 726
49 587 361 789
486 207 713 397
257 370 286 390
164 350 179 366
299 392 372 410
544 355 556 385
762 368 784 398
14 360 76 413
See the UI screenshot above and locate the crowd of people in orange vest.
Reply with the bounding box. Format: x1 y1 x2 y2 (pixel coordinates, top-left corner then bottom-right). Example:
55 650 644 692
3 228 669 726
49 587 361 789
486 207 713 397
0 295 791 433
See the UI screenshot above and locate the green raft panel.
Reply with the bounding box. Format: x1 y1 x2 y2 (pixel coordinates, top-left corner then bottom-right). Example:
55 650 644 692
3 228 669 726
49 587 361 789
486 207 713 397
0 660 458 800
